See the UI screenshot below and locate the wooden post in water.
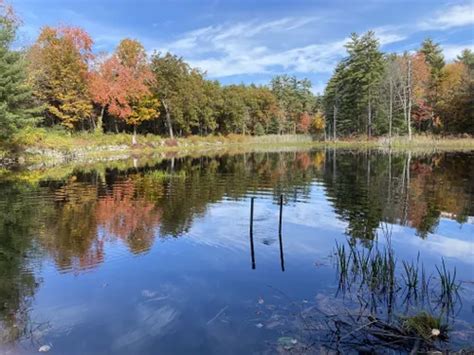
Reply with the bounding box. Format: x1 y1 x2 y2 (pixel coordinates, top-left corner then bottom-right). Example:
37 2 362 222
249 197 256 269
278 194 285 271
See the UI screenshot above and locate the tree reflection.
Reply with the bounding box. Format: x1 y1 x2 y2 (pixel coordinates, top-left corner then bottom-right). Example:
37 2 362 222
2 150 473 277
40 179 102 271
96 178 161 254
0 149 473 347
323 150 474 241
0 183 41 343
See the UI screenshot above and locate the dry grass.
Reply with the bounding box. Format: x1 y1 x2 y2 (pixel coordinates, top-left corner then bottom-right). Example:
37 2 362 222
4 128 474 167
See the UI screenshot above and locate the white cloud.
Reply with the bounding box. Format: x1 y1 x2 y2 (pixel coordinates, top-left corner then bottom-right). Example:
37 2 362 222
156 17 347 78
419 4 474 30
373 26 408 46
17 1 473 88
442 43 474 61
155 17 412 80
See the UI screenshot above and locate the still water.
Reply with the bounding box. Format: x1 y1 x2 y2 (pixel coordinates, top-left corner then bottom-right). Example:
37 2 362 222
0 149 473 354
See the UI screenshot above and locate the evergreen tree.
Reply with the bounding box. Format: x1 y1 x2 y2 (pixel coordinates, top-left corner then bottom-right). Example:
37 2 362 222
456 49 474 71
419 38 445 73
270 75 315 134
0 1 38 141
324 32 384 138
344 31 384 138
419 38 445 130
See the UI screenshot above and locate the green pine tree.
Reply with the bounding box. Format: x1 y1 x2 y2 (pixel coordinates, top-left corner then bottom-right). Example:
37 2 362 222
0 3 39 142
324 32 384 138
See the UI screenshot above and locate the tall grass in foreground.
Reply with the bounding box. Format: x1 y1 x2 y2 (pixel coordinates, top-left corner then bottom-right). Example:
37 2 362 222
334 237 461 316
329 230 464 352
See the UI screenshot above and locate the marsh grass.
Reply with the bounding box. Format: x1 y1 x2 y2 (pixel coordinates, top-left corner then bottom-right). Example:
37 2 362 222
435 259 461 313
6 128 474 161
335 240 461 316
327 231 464 352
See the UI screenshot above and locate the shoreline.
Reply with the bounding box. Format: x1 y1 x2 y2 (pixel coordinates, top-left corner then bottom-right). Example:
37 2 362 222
2 132 474 169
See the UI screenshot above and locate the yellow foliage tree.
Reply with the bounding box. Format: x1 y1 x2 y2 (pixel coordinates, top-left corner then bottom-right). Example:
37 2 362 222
27 26 93 129
312 111 325 134
128 96 160 144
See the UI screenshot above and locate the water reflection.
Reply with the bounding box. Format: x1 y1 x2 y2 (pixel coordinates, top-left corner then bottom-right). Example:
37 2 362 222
0 149 473 351
0 183 41 344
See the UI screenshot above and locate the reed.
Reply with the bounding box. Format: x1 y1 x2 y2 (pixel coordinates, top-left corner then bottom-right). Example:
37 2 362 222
333 238 460 314
435 259 461 310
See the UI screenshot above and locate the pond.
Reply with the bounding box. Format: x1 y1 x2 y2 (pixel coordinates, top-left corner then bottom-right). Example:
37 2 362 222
0 149 473 354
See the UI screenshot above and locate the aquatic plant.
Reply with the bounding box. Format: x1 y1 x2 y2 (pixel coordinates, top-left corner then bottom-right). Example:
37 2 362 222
435 259 461 314
402 311 448 341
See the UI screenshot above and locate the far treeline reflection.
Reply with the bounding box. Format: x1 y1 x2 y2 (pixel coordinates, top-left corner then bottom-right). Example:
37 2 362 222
0 150 473 342
2 150 474 266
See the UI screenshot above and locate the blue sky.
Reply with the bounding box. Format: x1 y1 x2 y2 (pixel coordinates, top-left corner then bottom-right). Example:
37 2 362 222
11 0 474 94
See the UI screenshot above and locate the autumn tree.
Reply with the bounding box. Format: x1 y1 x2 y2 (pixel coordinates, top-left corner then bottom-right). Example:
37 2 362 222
438 62 472 133
297 112 311 133
411 52 436 132
0 0 39 141
89 55 126 132
27 26 93 128
419 38 445 131
114 39 157 144
312 111 325 137
245 86 281 135
270 75 315 134
90 39 157 142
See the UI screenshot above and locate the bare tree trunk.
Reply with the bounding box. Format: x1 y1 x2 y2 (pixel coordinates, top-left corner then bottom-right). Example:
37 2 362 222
162 100 174 139
333 104 337 141
367 89 372 139
389 77 393 141
132 125 137 145
407 58 412 140
398 85 407 133
96 105 105 133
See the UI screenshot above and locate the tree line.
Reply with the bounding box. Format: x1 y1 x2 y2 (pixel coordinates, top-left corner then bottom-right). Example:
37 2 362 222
324 32 474 139
0 1 473 145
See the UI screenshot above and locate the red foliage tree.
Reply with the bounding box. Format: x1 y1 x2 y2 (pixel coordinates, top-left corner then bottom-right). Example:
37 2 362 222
297 112 311 133
89 39 157 139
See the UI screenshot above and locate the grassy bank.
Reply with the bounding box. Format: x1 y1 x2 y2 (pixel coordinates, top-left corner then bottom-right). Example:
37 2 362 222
2 128 474 167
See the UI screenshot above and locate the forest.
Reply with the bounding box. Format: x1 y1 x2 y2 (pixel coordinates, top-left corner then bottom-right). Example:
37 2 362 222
0 0 473 147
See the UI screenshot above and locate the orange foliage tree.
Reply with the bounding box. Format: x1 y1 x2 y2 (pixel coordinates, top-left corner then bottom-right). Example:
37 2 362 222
89 39 159 140
28 26 93 128
297 112 311 133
